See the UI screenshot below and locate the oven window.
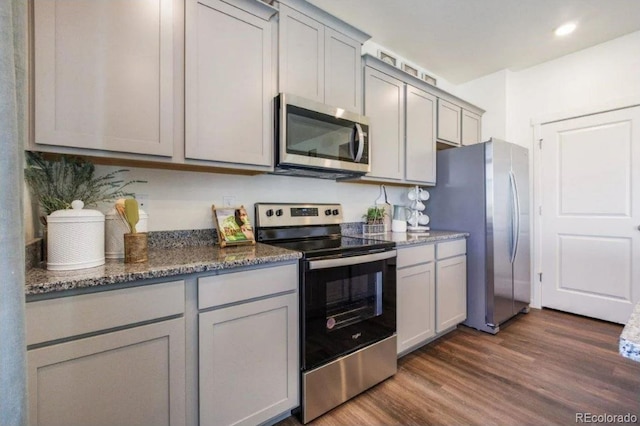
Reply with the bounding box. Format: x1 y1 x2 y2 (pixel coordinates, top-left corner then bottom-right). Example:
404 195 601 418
325 272 382 331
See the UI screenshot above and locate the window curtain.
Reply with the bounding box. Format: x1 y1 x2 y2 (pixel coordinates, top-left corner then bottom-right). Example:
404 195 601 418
0 0 28 424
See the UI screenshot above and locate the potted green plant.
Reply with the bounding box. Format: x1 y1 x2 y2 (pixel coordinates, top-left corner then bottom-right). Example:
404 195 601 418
24 151 144 226
363 206 386 224
362 206 386 235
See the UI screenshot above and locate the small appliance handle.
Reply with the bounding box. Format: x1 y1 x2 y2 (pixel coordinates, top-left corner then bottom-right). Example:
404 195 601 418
353 123 365 163
308 250 396 270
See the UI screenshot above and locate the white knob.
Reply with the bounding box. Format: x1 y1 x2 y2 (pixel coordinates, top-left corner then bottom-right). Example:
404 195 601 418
71 200 84 210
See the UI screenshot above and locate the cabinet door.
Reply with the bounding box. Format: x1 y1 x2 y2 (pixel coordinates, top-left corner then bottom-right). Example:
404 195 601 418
364 67 404 181
185 0 274 168
199 292 299 426
405 85 437 184
437 99 462 145
436 255 467 332
397 262 435 355
324 27 362 113
278 4 324 103
462 109 482 146
33 0 173 156
28 318 186 426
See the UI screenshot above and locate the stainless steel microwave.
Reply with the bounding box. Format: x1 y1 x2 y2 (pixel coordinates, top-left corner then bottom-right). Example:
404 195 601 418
273 93 370 179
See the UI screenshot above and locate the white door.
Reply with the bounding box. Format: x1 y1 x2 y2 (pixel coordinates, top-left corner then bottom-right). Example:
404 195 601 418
540 106 640 323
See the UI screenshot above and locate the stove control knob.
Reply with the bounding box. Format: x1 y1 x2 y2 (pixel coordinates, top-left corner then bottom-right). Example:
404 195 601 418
275 209 284 217
332 209 339 216
266 209 274 217
325 209 332 216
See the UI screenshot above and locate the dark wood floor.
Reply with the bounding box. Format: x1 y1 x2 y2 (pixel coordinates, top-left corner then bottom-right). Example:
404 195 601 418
277 308 640 426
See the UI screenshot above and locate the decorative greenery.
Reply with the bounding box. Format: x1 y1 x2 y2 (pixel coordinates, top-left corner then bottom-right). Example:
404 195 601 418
24 152 145 220
363 206 386 224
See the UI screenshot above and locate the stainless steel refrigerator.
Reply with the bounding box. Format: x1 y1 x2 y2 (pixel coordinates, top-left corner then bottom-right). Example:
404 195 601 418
429 138 530 334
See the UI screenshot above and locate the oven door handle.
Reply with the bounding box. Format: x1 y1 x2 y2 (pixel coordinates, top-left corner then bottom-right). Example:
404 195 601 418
307 250 396 270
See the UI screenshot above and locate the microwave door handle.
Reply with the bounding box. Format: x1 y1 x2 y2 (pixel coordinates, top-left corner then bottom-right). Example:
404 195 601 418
353 123 365 162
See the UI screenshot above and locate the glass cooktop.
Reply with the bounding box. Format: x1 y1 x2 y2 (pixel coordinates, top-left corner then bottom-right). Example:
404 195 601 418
268 235 395 259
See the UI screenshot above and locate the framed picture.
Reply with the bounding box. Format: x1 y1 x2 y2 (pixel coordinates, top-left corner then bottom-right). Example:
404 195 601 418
401 62 419 78
211 205 256 248
377 50 397 67
422 72 437 86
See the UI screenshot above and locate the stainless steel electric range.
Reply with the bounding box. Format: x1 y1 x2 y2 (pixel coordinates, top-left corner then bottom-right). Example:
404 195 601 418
255 203 397 424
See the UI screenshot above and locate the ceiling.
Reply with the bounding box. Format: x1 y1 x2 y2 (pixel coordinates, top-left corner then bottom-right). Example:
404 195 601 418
306 0 640 84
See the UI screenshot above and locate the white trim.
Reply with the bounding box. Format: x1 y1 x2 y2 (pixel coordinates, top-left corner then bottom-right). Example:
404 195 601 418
531 124 542 309
530 95 640 126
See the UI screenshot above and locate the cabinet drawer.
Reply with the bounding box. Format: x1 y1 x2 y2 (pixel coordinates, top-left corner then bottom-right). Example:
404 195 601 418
198 263 297 310
397 244 435 269
436 239 466 259
26 280 185 346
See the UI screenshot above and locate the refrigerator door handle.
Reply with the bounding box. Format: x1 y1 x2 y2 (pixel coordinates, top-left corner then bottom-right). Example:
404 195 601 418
509 171 521 264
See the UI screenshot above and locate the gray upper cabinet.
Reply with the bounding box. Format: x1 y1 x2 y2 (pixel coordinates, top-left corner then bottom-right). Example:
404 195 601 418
32 0 174 157
185 0 277 170
361 55 445 185
364 67 405 181
278 4 325 103
405 85 437 184
437 99 462 146
278 0 369 113
462 109 482 145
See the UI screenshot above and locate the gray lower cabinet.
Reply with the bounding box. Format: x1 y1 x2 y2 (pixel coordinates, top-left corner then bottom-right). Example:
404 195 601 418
435 240 467 333
396 244 436 355
396 239 467 357
26 280 187 426
27 319 186 426
197 264 299 426
26 262 300 426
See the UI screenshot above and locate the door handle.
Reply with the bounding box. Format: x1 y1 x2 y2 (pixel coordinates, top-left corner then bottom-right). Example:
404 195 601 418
353 123 365 162
508 171 520 264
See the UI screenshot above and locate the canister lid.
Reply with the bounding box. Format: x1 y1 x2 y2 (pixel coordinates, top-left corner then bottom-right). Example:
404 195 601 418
48 200 105 223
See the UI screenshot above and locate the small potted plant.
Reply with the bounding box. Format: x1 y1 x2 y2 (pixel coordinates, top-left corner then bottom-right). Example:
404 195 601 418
362 206 386 235
24 152 144 225
24 152 144 263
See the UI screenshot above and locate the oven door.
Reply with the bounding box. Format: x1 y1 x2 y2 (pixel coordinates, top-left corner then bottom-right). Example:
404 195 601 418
301 250 396 371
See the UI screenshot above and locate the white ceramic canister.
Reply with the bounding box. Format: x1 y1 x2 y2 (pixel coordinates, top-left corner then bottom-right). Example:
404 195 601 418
47 200 105 271
105 208 148 259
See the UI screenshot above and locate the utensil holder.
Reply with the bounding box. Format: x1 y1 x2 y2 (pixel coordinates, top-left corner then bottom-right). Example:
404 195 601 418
124 232 148 263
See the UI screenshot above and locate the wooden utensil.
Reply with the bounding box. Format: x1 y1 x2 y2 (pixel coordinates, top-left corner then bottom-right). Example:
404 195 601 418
124 198 140 234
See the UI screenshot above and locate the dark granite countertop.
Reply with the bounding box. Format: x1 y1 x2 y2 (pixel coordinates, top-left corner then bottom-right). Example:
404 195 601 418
364 230 469 247
26 243 301 296
25 228 466 297
620 302 640 362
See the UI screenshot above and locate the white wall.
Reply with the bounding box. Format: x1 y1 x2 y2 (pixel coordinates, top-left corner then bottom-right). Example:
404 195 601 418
455 69 510 142
508 30 640 149
26 167 412 234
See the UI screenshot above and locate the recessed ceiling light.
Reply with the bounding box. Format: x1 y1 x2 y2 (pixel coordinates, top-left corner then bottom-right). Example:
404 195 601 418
555 22 577 37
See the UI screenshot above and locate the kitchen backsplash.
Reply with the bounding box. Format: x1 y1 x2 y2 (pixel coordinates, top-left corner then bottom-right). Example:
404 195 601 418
56 165 413 234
